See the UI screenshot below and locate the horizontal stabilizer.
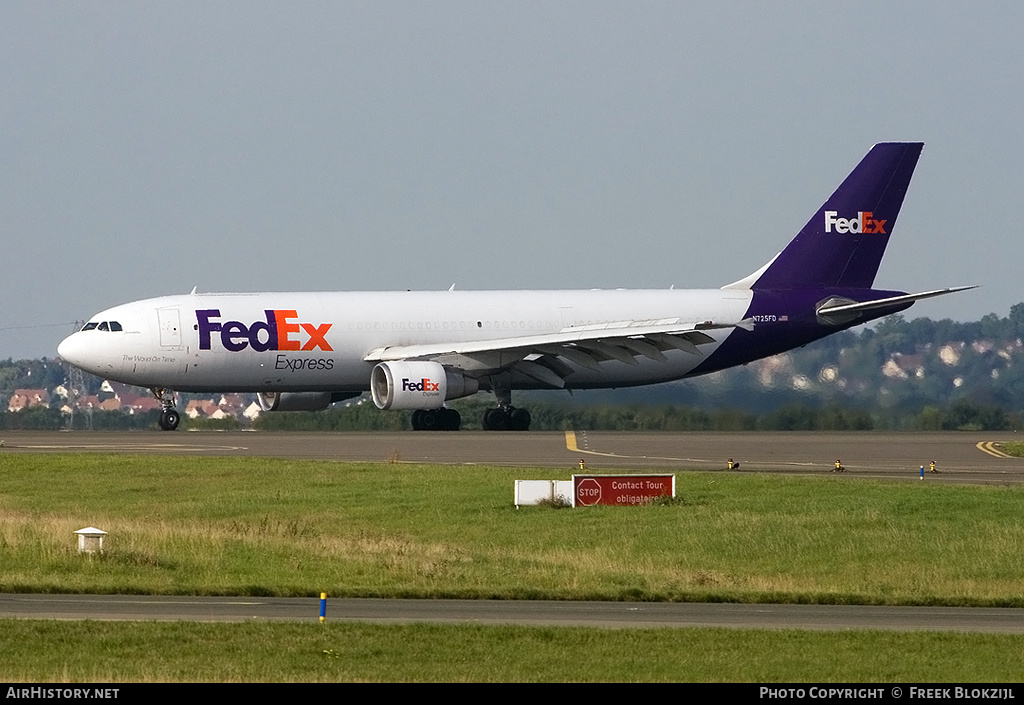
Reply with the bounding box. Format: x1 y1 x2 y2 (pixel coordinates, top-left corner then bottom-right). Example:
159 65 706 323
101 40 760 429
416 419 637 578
816 287 977 318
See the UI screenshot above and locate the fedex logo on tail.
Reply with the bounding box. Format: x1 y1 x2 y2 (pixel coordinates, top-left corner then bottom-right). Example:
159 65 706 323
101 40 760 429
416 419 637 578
824 211 887 234
197 309 333 352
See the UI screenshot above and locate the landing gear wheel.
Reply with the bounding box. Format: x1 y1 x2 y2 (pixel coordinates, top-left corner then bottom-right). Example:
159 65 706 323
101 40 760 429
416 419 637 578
152 388 180 432
412 408 462 431
419 409 440 430
510 408 531 431
482 408 510 431
159 409 181 431
442 408 461 431
482 406 530 431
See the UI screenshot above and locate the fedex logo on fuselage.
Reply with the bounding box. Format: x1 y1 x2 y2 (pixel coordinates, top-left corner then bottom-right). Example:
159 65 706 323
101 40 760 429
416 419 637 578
402 378 440 393
824 211 887 234
196 309 333 352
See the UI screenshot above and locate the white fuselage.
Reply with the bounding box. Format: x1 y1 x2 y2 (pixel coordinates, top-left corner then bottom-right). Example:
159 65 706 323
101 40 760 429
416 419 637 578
58 289 753 393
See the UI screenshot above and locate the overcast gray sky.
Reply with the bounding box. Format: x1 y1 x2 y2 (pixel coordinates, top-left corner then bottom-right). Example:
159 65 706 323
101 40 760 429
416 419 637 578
2 1 1020 360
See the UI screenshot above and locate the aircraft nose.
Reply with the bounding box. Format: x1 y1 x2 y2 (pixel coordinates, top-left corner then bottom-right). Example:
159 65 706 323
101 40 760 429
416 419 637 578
57 332 85 368
57 331 109 375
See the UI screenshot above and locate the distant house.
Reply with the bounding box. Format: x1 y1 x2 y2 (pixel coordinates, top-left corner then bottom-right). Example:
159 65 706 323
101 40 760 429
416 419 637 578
76 395 102 409
8 389 50 412
185 399 221 419
127 397 162 414
90 380 165 414
100 380 145 407
218 394 248 414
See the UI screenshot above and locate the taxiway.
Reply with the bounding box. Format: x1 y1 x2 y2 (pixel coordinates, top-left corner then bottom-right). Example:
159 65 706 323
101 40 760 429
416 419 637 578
1 430 1020 484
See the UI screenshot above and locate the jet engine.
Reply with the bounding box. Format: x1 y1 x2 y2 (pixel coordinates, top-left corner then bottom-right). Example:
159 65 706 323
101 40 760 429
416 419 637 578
257 391 359 412
370 361 479 410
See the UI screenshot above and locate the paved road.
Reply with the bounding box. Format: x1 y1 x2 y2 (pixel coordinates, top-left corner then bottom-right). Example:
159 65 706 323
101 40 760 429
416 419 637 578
4 594 1024 633
2 430 1022 484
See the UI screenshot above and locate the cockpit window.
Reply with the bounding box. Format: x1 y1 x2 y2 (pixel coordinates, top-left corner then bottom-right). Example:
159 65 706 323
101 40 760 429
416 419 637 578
80 321 123 332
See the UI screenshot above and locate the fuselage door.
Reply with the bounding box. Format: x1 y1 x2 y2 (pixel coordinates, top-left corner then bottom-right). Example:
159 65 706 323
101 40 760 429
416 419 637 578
558 306 576 330
157 307 183 348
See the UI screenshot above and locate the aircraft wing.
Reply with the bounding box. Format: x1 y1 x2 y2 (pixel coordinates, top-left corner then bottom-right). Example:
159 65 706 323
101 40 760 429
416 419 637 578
364 318 753 388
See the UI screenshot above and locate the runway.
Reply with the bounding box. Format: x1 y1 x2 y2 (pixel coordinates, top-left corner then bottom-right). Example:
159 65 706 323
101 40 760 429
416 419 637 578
5 594 1024 633
2 430 1022 484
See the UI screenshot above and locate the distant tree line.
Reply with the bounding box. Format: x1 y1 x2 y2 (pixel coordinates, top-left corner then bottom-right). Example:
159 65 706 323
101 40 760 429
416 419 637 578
251 397 1019 433
0 407 161 431
1 394 1016 433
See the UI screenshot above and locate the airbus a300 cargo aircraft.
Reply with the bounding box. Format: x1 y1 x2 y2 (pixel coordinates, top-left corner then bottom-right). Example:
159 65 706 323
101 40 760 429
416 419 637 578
58 143 972 431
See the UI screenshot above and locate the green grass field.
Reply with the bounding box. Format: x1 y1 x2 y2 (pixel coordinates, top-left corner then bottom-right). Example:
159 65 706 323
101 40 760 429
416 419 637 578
2 454 1023 604
1002 441 1024 458
3 452 1024 682
3 620 1023 682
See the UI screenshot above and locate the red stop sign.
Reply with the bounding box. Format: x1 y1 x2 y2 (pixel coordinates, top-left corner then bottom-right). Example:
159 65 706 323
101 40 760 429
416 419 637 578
576 478 602 506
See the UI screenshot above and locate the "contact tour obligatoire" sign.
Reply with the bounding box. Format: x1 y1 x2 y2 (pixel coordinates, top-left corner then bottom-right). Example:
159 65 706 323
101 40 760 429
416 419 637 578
572 475 675 506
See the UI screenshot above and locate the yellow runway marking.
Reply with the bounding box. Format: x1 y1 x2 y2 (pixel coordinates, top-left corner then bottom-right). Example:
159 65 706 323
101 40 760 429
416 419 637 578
977 441 1013 458
564 431 630 459
564 431 781 467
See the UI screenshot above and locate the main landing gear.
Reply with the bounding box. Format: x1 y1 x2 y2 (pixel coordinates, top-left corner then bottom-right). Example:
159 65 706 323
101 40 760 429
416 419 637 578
410 405 531 431
411 408 461 431
481 406 531 431
410 373 532 431
480 378 531 431
153 388 180 431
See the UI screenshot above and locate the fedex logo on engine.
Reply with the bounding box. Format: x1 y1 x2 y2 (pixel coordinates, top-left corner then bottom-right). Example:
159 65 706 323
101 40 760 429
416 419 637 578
402 378 440 393
824 211 887 234
196 309 333 352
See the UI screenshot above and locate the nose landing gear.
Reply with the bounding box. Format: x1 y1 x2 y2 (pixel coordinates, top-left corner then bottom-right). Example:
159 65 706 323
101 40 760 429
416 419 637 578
152 388 181 431
158 409 181 431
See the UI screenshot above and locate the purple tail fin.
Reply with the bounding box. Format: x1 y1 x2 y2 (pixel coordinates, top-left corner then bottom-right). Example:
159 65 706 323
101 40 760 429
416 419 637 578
749 142 923 290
